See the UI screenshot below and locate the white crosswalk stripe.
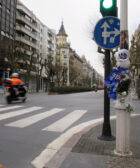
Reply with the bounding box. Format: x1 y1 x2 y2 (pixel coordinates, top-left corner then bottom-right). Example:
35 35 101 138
0 105 22 112
42 110 87 132
5 108 64 128
0 106 43 121
0 105 88 133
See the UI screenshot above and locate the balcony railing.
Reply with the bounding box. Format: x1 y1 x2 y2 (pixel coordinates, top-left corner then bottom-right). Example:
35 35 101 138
16 14 39 32
16 24 38 40
16 35 39 50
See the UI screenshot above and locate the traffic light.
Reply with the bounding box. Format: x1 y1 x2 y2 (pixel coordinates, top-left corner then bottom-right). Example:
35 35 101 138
100 0 117 17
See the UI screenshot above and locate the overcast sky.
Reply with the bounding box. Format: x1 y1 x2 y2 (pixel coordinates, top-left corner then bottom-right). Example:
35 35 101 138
21 0 139 76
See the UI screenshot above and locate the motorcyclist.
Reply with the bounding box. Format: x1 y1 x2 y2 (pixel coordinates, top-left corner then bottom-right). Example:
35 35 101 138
10 73 26 96
10 73 24 86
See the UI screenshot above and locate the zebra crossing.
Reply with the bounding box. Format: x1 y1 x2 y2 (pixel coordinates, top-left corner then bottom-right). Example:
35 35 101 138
0 105 22 112
43 110 87 132
0 104 87 132
6 108 64 128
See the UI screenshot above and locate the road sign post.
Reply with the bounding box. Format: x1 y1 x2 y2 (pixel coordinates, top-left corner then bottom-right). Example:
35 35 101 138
100 49 113 140
93 16 120 141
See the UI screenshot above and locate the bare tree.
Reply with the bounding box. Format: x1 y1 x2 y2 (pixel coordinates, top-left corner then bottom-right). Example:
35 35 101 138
69 64 80 86
130 34 140 75
35 53 45 92
54 62 63 86
9 42 36 85
44 53 55 91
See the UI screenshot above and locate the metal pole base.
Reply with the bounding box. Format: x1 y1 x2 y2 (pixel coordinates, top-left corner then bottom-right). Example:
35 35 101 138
98 135 115 141
114 149 132 156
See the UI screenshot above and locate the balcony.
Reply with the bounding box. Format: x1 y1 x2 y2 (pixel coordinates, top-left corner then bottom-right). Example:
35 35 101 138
16 14 39 32
15 35 39 50
17 3 32 17
16 24 38 41
20 49 33 56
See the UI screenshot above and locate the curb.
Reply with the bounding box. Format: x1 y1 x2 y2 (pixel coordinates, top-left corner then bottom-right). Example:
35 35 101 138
42 114 140 168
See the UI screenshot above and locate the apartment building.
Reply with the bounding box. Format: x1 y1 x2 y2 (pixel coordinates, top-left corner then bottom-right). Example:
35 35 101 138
55 21 70 86
56 22 96 87
16 0 39 57
130 26 140 77
69 49 83 86
0 0 17 76
15 0 56 91
38 24 56 91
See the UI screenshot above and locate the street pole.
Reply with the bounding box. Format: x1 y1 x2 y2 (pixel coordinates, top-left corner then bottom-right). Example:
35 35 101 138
99 49 114 141
120 0 128 50
114 0 132 156
67 58 70 86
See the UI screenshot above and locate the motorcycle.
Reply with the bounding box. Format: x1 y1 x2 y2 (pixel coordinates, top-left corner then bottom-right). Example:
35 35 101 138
4 79 27 104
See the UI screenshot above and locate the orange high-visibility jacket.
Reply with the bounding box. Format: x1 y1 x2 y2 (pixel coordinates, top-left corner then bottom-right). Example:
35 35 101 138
10 77 24 86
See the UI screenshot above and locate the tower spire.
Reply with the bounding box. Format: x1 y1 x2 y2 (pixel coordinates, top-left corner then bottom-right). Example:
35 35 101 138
57 21 67 36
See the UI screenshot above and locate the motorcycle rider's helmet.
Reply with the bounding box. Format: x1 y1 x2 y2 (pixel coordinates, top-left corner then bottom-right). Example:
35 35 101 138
11 73 19 78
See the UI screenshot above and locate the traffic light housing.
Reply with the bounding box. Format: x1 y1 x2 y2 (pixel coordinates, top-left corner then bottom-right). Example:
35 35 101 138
100 0 117 17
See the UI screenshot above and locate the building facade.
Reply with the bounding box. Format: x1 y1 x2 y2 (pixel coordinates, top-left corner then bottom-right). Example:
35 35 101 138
15 0 56 92
69 49 84 86
130 26 140 78
56 21 70 86
55 22 96 87
0 0 17 77
16 0 39 59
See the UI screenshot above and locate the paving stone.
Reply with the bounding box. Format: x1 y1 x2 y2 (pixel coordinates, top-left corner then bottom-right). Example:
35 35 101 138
72 117 140 168
72 122 116 156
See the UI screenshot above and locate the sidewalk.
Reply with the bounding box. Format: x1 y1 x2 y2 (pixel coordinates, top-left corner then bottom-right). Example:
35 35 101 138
47 98 139 168
59 115 140 168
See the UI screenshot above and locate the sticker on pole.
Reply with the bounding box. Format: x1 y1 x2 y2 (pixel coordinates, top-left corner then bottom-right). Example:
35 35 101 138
93 16 120 49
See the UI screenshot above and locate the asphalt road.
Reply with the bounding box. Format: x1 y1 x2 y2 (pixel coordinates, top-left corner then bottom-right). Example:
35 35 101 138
0 91 116 168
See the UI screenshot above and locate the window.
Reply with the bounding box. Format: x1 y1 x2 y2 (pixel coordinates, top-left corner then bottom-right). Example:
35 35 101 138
6 8 10 14
64 62 67 66
64 55 67 58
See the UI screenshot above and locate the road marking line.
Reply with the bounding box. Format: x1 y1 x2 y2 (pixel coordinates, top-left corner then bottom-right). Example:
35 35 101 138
31 114 140 168
42 110 87 132
0 106 43 121
31 118 103 168
5 108 64 128
0 105 22 112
